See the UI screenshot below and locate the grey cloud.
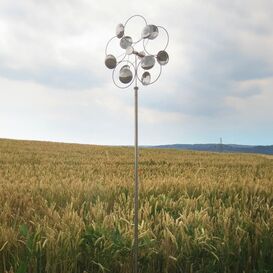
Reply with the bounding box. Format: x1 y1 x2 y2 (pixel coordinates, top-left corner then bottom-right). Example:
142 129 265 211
230 85 262 98
1 0 273 145
205 42 273 82
139 1 273 119
0 65 103 90
147 41 272 115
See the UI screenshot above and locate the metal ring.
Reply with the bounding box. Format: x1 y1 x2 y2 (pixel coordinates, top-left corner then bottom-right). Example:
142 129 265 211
136 60 162 86
124 15 147 44
132 38 144 46
124 14 147 27
112 60 137 89
116 52 126 60
105 36 127 63
142 25 169 56
105 36 116 56
158 26 169 51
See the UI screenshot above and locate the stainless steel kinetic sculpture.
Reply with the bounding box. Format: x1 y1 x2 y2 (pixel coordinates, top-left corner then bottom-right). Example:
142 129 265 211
104 15 169 273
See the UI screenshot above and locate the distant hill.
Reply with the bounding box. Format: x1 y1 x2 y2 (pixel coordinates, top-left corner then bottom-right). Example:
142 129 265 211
151 144 273 155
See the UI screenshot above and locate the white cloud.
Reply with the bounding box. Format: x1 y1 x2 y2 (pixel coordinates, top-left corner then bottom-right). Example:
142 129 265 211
226 77 273 120
0 0 273 145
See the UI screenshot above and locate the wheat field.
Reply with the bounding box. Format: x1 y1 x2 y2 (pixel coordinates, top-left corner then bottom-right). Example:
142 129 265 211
0 138 272 273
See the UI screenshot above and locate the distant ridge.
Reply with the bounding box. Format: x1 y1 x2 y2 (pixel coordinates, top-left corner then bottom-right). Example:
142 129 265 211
150 144 273 155
1 138 272 156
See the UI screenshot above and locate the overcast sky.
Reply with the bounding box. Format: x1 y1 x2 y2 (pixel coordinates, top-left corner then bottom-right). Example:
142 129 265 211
0 0 273 145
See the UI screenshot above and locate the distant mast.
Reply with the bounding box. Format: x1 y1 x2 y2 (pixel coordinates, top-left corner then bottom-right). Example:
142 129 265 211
219 137 223 153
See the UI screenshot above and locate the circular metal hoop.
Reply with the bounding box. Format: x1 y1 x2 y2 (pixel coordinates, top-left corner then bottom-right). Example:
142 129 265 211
123 14 147 44
157 26 169 50
136 60 162 86
112 60 136 89
124 14 147 27
105 36 127 63
105 36 116 56
142 26 169 56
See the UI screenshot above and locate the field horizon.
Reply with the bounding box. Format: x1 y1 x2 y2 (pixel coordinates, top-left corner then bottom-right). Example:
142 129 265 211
0 138 272 273
1 137 273 155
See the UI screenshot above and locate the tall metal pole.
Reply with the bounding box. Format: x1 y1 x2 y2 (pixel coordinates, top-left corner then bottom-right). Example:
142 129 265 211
133 55 139 273
104 16 169 273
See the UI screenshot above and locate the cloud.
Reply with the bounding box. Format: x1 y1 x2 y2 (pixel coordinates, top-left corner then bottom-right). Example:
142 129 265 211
0 65 102 90
0 0 273 145
137 0 273 121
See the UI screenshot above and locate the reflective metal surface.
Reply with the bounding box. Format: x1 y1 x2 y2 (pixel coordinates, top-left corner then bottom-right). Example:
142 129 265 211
126 46 134 55
112 60 135 89
105 54 117 69
142 25 158 40
142 25 151 39
141 71 151 85
116 23 124 38
157 50 169 65
119 65 133 83
148 25 159 40
137 60 162 85
120 36 133 49
141 55 155 70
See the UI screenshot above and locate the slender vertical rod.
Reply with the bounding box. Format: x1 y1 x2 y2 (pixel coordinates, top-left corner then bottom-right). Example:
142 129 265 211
134 86 139 273
134 55 139 273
